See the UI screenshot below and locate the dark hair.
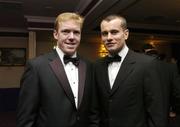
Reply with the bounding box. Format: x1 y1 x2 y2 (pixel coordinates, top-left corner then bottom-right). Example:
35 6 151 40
142 43 154 52
101 14 127 30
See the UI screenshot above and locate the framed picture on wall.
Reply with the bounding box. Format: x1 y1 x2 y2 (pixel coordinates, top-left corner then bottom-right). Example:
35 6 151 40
0 48 26 66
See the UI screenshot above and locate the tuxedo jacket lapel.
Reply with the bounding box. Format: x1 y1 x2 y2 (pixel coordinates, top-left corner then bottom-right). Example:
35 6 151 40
100 59 112 93
49 57 76 108
78 59 86 108
111 50 136 95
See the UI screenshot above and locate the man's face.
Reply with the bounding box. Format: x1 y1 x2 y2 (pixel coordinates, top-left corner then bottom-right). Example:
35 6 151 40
53 20 81 55
100 18 129 55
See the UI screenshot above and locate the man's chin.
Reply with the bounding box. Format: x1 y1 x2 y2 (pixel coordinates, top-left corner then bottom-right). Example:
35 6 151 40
65 50 76 55
108 48 116 53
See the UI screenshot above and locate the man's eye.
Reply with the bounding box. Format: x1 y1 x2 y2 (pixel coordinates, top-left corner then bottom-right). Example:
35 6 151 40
73 31 80 35
101 32 108 36
110 30 118 35
62 30 70 34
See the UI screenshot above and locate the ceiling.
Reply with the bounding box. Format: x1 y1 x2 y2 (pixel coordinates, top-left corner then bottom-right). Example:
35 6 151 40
0 0 180 35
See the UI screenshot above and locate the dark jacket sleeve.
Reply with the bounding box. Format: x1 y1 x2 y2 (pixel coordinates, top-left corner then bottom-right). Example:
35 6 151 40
171 64 180 114
17 60 40 127
143 59 166 127
89 63 100 127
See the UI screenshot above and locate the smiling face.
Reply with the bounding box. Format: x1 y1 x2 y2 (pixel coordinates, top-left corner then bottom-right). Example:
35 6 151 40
100 18 129 55
53 20 81 55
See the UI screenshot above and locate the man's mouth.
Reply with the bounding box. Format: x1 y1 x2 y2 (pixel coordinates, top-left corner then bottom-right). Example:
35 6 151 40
65 42 77 48
106 42 114 47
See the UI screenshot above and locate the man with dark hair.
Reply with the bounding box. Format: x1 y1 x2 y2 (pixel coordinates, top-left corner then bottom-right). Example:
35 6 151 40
143 43 180 127
90 14 165 127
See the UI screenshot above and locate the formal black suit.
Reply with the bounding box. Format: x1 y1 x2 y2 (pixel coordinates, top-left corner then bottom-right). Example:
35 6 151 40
17 50 93 127
155 60 180 126
91 50 165 127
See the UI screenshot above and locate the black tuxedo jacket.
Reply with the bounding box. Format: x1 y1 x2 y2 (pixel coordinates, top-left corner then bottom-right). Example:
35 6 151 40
155 60 180 117
17 50 93 127
91 50 165 127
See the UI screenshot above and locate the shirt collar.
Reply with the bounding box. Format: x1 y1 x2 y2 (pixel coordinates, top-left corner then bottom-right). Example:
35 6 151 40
108 44 129 62
118 44 129 62
55 47 77 64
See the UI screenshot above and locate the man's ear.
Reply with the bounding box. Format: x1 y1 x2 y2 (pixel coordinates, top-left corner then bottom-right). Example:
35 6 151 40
124 29 129 40
53 30 58 40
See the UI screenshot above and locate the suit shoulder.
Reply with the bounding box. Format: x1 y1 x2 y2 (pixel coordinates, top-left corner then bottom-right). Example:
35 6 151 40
161 61 179 73
78 55 93 67
94 57 106 65
133 51 155 63
27 52 54 66
79 55 91 63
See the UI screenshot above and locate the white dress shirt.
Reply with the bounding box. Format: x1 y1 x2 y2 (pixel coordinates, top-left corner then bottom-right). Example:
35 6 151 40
108 44 129 88
56 47 79 108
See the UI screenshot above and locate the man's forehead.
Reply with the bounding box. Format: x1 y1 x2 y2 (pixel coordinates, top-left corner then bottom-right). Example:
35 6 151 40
102 18 122 24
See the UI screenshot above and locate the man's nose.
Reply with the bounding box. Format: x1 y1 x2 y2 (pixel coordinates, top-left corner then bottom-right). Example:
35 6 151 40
69 32 75 39
107 33 113 40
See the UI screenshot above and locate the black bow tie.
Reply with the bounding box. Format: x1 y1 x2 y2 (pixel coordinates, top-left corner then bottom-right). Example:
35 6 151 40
105 55 121 64
63 55 79 66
